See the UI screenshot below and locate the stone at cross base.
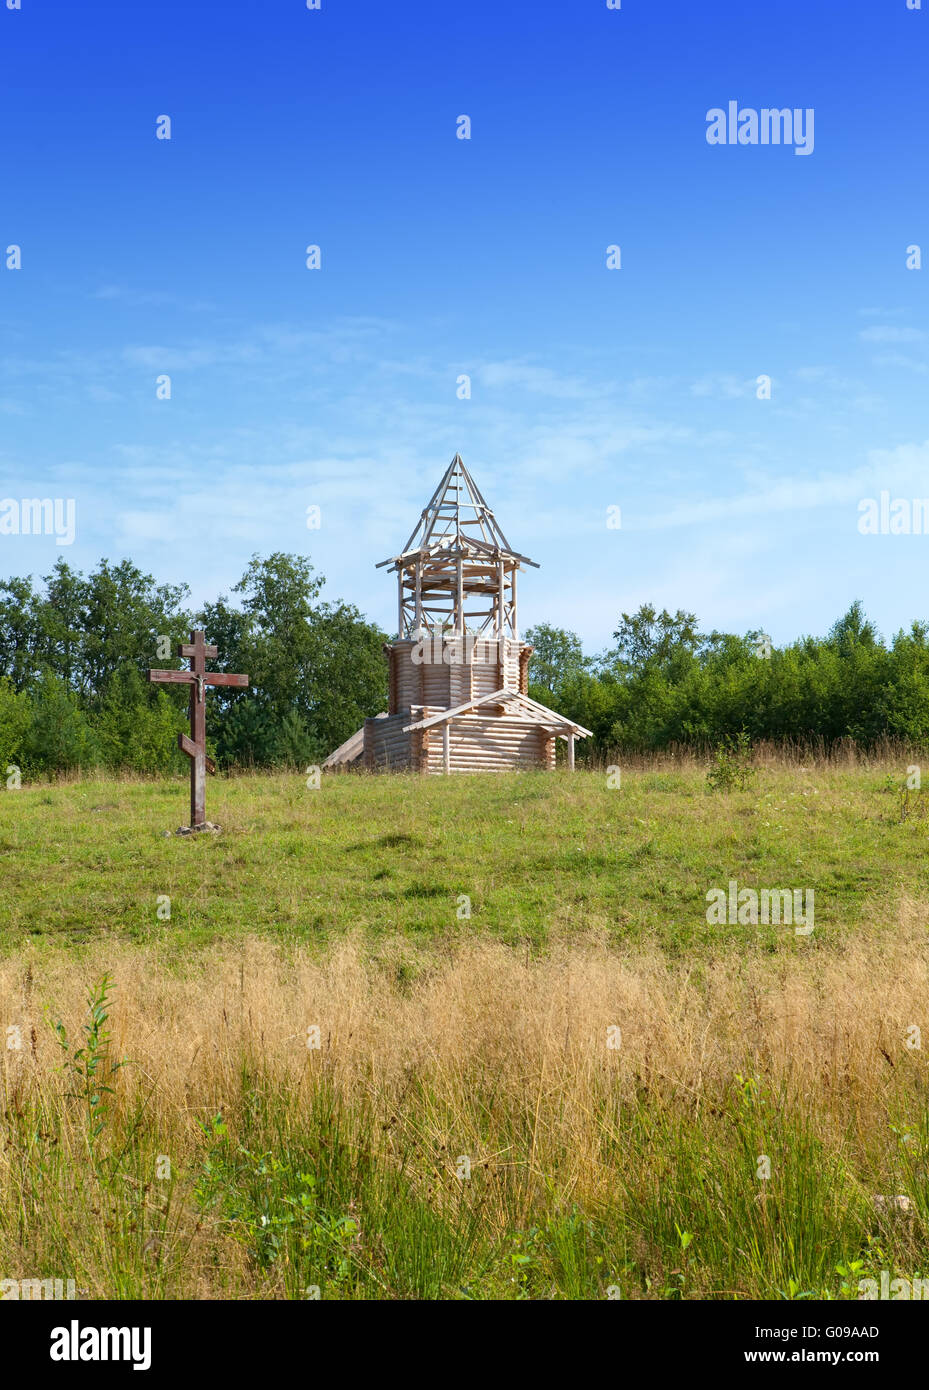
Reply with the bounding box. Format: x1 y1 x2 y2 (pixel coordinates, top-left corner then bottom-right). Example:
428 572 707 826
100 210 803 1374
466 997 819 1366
147 630 248 832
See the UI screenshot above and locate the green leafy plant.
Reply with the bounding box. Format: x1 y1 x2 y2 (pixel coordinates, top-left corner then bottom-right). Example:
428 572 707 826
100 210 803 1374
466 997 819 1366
50 973 126 1141
706 731 757 793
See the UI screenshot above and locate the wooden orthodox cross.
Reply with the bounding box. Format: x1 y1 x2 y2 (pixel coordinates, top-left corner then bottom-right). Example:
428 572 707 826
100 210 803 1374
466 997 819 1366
147 630 248 829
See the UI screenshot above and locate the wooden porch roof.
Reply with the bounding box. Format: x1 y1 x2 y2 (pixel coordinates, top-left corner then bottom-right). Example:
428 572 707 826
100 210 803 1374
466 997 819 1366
402 689 593 739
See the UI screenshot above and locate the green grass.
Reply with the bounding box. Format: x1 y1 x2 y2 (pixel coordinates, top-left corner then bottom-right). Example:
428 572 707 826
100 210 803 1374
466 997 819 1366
0 763 921 957
6 1047 927 1301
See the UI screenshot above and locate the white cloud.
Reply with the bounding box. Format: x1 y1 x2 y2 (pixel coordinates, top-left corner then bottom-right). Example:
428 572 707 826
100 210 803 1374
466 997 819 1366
689 373 753 399
859 325 926 344
478 359 602 400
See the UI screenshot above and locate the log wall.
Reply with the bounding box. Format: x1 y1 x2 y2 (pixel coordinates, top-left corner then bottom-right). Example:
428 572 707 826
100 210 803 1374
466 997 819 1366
364 708 556 775
386 637 531 715
422 715 549 774
363 713 419 770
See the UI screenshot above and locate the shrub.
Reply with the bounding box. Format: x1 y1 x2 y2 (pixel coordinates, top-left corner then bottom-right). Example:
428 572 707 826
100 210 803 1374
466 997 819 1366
706 731 756 793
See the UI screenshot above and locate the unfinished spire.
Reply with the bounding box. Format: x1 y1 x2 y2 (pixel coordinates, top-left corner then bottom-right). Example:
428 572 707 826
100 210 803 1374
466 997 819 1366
377 453 538 640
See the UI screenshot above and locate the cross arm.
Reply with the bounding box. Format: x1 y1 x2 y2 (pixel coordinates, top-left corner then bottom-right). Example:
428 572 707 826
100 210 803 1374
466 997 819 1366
147 669 194 685
178 732 217 773
204 673 249 688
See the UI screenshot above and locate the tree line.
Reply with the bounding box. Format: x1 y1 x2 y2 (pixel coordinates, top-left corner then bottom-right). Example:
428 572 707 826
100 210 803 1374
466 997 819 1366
525 602 929 752
1 554 924 777
0 553 387 776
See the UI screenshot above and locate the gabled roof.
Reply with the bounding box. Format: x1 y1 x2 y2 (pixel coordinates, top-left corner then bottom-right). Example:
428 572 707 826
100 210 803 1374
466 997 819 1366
403 688 593 738
377 454 538 571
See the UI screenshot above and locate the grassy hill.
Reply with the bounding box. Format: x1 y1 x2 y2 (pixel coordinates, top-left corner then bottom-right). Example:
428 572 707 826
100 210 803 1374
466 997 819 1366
1 758 928 1299
0 756 919 953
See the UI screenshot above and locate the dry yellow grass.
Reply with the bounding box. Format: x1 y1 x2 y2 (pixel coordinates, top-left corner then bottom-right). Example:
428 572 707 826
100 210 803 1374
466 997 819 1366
2 921 928 1298
5 915 926 1112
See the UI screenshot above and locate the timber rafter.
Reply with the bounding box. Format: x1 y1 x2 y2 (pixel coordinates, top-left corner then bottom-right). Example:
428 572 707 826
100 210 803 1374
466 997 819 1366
376 454 538 641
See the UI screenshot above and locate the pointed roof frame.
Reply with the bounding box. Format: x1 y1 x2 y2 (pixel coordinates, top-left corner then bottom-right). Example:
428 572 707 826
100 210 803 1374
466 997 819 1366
377 454 539 571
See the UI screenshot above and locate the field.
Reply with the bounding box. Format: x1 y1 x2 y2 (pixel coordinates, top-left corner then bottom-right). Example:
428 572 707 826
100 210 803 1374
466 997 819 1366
1 754 928 1300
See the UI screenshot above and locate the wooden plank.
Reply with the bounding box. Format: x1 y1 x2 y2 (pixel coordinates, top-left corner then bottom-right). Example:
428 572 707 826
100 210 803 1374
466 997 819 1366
511 691 594 737
456 558 463 633
205 672 249 689
404 688 510 732
147 668 193 685
178 732 217 774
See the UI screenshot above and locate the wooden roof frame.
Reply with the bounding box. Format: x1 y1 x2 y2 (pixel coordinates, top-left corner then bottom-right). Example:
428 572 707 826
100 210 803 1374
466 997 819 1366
376 454 539 572
403 689 593 739
377 454 539 641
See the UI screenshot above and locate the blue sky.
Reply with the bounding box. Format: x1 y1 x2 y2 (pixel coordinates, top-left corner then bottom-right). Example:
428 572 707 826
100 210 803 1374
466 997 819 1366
1 0 927 651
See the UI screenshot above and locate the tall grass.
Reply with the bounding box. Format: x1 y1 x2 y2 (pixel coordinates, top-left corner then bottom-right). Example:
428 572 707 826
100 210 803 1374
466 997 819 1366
2 931 927 1299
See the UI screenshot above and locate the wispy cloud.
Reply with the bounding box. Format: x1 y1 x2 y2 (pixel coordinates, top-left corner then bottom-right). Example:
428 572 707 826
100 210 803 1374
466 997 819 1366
859 325 926 344
689 373 755 399
92 285 217 313
477 359 604 400
871 353 929 376
635 440 929 531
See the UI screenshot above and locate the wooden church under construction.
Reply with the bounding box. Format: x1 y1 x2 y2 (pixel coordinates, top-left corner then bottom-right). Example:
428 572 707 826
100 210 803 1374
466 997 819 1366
325 454 592 774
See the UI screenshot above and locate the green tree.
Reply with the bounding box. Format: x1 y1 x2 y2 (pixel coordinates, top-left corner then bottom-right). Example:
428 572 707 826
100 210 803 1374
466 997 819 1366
609 604 702 675
0 678 32 772
231 552 324 722
22 671 98 774
76 558 190 705
198 555 387 766
303 601 388 757
0 575 42 690
524 623 589 702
